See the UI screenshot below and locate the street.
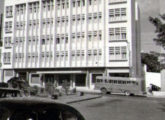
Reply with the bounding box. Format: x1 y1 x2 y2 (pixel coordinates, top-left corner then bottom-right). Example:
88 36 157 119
70 95 165 120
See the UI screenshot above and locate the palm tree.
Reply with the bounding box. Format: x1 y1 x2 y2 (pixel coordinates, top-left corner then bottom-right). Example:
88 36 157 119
149 14 165 48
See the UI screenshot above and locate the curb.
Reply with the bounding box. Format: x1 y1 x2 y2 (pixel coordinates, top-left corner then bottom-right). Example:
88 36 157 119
66 95 102 104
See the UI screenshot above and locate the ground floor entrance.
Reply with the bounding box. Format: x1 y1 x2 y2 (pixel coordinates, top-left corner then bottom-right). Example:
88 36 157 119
3 67 131 90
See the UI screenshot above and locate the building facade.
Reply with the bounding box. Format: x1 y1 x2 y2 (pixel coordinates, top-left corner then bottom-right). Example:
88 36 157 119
2 0 141 89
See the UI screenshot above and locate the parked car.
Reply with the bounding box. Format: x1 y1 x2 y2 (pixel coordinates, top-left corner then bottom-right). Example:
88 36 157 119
0 88 21 98
0 97 85 120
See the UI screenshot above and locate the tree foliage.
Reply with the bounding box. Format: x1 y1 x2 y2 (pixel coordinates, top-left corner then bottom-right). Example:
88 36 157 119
141 53 161 72
149 14 165 48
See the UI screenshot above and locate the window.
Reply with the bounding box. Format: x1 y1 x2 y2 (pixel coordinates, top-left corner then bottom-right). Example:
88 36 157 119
121 46 127 59
3 52 11 64
56 37 60 44
109 27 127 41
115 9 120 17
109 46 127 61
121 8 126 16
16 21 25 30
109 47 114 55
6 6 13 18
73 1 76 7
121 27 127 40
5 21 12 33
109 8 127 22
109 9 114 17
77 1 80 6
16 4 26 15
115 47 120 59
115 28 120 39
89 0 92 5
82 0 85 6
42 39 45 45
4 37 12 48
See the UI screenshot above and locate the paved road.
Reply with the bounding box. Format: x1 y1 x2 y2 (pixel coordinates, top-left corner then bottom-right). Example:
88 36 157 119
70 95 165 120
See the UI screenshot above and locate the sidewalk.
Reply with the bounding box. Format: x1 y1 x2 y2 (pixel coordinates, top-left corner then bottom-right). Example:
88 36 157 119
146 91 165 98
55 94 102 104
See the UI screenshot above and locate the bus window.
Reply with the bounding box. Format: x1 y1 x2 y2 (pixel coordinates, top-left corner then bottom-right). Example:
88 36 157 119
114 80 117 84
105 80 108 83
123 81 126 84
136 82 139 85
127 81 131 84
118 81 121 84
109 80 112 83
132 81 136 84
97 79 100 83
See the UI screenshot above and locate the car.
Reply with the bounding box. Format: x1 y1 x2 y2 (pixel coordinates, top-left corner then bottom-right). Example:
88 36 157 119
0 88 21 98
0 97 85 120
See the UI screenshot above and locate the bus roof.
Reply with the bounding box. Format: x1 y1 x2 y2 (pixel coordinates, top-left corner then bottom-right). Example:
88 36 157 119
96 76 141 81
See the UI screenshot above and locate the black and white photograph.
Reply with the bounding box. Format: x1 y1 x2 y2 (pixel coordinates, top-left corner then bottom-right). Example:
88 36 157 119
0 0 165 120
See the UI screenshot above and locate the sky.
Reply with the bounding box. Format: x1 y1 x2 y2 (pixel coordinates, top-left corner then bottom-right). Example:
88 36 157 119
0 0 164 53
137 0 164 53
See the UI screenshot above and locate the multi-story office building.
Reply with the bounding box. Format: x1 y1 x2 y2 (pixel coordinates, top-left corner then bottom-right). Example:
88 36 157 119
2 0 141 89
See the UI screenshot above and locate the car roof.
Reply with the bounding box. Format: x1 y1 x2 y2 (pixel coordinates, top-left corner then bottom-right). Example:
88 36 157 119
0 97 85 120
0 97 68 108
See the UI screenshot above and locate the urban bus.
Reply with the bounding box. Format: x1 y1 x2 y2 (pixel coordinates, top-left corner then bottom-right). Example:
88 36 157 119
95 76 142 96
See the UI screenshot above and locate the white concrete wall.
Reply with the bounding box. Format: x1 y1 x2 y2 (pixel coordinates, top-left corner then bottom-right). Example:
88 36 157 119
144 65 161 89
145 72 161 88
161 70 165 91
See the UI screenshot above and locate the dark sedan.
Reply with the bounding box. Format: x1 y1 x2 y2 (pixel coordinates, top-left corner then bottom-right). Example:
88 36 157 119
0 97 85 120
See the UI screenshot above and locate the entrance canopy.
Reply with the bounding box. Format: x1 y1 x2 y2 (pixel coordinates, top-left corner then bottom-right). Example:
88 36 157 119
37 71 86 74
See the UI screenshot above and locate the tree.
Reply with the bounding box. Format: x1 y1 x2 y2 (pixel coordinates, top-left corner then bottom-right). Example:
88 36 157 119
141 52 161 72
149 15 165 48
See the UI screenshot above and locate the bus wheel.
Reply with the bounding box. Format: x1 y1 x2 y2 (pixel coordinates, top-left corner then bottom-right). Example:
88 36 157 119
124 91 130 96
101 88 107 95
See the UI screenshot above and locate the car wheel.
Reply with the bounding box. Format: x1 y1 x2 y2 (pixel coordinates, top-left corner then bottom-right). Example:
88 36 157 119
124 91 130 96
101 88 107 95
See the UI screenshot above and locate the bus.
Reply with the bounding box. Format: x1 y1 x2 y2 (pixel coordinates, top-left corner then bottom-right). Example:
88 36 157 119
95 76 142 96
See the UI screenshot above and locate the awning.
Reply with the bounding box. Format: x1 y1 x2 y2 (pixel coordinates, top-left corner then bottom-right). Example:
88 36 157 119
107 69 129 73
36 71 86 74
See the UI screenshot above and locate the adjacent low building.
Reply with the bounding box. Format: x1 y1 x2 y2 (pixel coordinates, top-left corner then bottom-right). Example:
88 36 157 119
2 0 141 90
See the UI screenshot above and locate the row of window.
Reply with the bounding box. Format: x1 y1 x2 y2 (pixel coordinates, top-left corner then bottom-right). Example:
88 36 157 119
14 31 102 46
56 31 102 44
14 12 102 29
109 8 127 22
109 46 127 61
55 49 102 57
57 0 101 9
96 79 138 85
109 27 127 41
56 12 102 24
13 50 103 62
